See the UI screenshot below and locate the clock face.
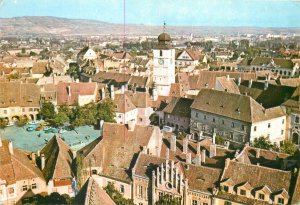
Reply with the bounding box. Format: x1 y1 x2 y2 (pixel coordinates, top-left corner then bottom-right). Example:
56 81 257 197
158 59 164 65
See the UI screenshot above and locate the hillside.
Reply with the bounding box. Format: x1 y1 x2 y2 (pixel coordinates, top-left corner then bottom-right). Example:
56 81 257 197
0 16 299 37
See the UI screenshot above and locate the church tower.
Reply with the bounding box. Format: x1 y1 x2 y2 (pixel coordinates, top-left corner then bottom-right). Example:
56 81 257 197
152 24 175 96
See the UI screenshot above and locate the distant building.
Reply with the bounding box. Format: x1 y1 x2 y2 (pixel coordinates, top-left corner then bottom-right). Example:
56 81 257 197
0 82 40 122
237 57 299 77
190 89 286 146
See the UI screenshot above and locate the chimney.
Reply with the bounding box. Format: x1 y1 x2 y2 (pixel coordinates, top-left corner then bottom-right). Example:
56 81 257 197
196 142 201 155
166 148 169 160
170 135 177 152
127 119 136 131
264 80 268 90
100 119 104 130
0 138 2 147
8 141 13 155
183 138 188 154
199 131 203 141
31 152 36 163
195 154 201 166
186 152 191 164
101 88 105 99
110 85 115 100
67 84 71 97
72 150 77 160
212 133 216 144
37 150 40 157
152 87 158 101
256 149 260 159
237 77 241 86
202 149 206 163
121 85 125 94
225 158 230 169
41 154 45 170
226 75 230 81
209 144 216 158
248 79 252 88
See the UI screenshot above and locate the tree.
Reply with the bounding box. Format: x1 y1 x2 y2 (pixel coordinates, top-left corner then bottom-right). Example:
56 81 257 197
30 192 73 204
53 112 69 127
104 183 134 205
21 47 26 54
280 140 297 155
0 118 8 129
16 116 29 127
97 98 116 123
253 136 272 150
155 195 181 205
253 136 278 151
216 135 225 145
40 102 55 119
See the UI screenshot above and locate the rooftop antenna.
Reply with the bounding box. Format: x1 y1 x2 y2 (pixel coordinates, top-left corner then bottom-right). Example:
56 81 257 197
123 0 126 49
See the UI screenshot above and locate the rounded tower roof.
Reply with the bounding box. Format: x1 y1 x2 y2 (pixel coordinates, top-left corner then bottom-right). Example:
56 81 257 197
158 32 171 43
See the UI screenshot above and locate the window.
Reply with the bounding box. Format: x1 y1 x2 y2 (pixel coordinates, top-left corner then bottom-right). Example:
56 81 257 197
204 115 206 120
222 120 225 125
281 130 284 135
138 185 143 198
31 183 37 189
159 192 163 200
8 188 14 194
254 126 257 131
3 110 7 114
92 169 97 175
223 185 229 192
231 122 235 128
192 200 197 205
296 116 300 123
242 125 245 131
268 123 271 128
258 193 265 200
212 118 215 123
278 197 284 204
160 50 163 57
120 185 125 193
282 119 285 124
203 203 208 205
22 185 28 191
139 203 143 205
0 190 2 196
224 201 232 205
240 189 246 196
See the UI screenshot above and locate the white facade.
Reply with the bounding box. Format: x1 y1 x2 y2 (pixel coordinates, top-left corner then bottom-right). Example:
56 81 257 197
115 108 138 124
153 49 176 96
250 116 286 144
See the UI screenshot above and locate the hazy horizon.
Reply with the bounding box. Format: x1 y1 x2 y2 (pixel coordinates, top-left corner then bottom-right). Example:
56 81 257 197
0 0 299 28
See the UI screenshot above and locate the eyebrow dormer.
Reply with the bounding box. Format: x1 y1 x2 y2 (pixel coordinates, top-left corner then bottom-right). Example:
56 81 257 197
220 178 235 194
255 185 272 202
236 181 253 198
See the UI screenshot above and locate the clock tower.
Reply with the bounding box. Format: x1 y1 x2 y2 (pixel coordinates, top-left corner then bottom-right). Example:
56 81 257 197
152 29 175 96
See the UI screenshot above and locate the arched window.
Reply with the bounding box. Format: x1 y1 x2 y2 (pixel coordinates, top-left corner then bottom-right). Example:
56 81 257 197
160 50 163 57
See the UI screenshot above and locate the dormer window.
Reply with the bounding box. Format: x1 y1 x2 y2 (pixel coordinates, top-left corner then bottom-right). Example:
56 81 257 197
278 198 284 204
223 185 229 192
240 189 246 196
258 193 265 200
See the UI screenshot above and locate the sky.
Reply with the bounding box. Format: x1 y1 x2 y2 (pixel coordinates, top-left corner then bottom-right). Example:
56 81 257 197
0 0 299 27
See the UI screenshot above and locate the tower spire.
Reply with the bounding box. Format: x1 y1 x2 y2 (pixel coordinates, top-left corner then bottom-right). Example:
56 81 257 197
163 21 166 33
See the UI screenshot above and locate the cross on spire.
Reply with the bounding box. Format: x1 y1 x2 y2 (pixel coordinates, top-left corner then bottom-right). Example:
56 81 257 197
163 21 166 33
